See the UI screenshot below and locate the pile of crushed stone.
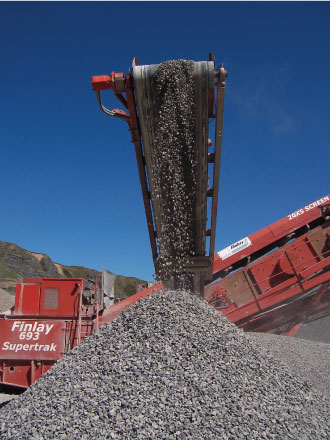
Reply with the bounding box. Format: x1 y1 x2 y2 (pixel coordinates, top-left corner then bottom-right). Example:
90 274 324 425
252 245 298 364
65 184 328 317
151 60 197 287
1 290 329 439
248 331 330 397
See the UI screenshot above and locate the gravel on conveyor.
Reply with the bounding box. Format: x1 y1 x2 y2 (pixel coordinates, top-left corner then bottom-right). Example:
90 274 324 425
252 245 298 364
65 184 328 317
248 331 330 397
151 60 197 289
1 290 329 439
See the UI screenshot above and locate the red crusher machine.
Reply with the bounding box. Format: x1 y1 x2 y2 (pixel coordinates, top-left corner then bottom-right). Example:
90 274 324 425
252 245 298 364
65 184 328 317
0 279 163 388
206 194 330 336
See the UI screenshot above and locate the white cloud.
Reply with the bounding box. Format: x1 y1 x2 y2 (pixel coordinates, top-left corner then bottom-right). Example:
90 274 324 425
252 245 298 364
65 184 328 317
231 63 295 135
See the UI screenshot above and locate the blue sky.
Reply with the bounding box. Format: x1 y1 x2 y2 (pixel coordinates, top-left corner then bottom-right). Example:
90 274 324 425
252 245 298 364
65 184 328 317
0 2 329 281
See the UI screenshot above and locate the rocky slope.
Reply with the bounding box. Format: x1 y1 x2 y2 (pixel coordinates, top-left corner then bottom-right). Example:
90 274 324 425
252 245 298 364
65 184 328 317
0 288 15 313
0 241 145 297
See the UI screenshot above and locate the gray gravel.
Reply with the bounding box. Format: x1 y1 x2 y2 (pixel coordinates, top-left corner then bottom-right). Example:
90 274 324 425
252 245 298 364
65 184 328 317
1 290 329 439
248 331 330 397
295 314 330 343
0 393 16 408
151 60 196 289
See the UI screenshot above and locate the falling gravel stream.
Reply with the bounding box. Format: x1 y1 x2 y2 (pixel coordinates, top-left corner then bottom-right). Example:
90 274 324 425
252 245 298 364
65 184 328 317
151 60 197 288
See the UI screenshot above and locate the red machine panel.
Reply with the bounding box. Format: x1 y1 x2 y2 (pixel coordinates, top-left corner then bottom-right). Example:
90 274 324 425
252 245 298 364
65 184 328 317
20 278 83 317
40 279 81 317
14 283 41 315
213 194 330 278
207 219 330 335
0 278 103 388
0 361 54 389
0 320 66 361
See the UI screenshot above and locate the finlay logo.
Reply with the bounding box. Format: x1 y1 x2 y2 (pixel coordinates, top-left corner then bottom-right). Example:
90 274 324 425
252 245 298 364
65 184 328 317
218 237 252 261
0 320 62 358
11 321 54 335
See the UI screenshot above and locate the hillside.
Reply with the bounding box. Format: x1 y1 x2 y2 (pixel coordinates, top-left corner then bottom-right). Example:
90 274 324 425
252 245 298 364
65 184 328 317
0 241 146 298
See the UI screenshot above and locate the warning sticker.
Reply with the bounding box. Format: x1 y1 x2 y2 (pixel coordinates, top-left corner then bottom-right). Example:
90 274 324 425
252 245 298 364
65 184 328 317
218 237 252 261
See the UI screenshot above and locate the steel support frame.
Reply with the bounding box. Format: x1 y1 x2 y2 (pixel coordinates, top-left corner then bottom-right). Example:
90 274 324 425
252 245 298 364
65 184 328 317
208 64 226 263
92 61 159 268
91 55 227 290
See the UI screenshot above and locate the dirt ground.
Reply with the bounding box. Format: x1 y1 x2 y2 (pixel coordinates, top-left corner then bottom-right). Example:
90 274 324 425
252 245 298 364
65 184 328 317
0 393 16 408
0 288 15 313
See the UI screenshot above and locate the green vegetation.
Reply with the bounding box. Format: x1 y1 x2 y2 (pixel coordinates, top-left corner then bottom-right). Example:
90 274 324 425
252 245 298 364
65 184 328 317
114 275 146 297
0 259 20 280
61 265 101 280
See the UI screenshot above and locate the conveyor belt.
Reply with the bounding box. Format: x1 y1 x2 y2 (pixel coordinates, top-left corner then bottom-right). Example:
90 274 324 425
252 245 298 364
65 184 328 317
91 55 226 296
133 60 214 290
